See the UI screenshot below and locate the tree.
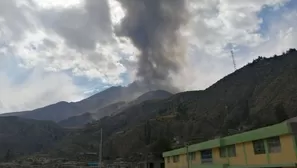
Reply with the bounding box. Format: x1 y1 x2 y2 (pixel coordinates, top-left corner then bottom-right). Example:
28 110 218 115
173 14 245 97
274 102 289 123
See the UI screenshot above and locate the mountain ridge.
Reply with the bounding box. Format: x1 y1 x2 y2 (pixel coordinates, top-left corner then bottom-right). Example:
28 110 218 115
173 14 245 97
50 49 297 161
0 82 151 122
58 90 173 128
1 49 297 163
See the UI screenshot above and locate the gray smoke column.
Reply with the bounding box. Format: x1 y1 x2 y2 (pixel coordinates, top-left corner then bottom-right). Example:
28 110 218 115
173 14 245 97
117 0 189 92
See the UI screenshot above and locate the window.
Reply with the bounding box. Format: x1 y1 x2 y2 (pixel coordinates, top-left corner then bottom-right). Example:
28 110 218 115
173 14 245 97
219 147 227 158
167 157 170 163
227 145 236 157
219 145 236 158
173 155 179 163
253 140 266 154
267 136 281 153
201 149 212 164
189 152 196 161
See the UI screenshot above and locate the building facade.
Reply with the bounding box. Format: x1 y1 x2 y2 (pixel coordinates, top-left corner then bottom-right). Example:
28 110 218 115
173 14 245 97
163 121 297 168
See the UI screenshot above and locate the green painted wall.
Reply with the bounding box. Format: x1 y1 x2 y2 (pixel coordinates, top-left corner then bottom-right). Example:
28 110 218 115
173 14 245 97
222 122 290 146
188 139 221 152
163 122 291 157
163 147 187 157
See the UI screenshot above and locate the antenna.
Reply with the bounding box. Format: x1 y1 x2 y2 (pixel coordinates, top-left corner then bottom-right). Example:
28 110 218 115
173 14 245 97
230 49 237 71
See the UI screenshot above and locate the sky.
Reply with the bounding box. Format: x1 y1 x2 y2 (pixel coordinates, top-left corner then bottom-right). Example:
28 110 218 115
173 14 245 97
0 0 297 113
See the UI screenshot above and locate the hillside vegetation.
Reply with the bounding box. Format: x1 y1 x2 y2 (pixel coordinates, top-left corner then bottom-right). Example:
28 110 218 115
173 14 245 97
58 90 173 128
0 116 65 162
52 49 297 161
1 49 297 163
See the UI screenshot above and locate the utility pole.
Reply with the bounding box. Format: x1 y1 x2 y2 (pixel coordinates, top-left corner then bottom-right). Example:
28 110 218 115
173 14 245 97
230 49 237 71
185 143 189 168
99 128 103 168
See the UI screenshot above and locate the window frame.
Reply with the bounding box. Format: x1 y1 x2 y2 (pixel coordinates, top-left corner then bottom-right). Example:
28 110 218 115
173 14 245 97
173 155 179 163
189 152 196 161
219 145 236 158
267 136 281 153
167 157 170 163
201 149 213 164
227 144 236 157
253 139 266 154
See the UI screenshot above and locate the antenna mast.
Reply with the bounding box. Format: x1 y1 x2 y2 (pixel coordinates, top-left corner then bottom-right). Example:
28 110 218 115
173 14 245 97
230 49 237 71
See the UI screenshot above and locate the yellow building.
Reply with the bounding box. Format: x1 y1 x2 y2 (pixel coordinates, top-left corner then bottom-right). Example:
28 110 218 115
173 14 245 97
163 121 297 168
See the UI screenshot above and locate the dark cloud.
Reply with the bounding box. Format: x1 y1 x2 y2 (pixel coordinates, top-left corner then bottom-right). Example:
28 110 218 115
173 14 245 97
116 0 189 92
39 0 113 50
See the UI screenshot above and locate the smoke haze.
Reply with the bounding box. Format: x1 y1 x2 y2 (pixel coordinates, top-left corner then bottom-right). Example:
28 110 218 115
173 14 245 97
116 0 189 92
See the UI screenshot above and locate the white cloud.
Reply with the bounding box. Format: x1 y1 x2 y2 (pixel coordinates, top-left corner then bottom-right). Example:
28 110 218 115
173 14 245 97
173 0 294 90
0 0 135 85
0 69 84 113
31 0 83 9
252 10 297 57
14 30 127 85
0 0 297 112
188 0 289 55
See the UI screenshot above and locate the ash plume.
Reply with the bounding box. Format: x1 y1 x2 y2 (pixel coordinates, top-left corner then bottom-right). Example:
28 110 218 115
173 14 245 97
117 0 189 93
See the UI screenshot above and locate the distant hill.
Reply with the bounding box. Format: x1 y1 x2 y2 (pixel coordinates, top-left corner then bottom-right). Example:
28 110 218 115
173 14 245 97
0 102 83 122
58 90 172 128
1 82 149 122
0 116 65 162
75 81 147 112
51 49 297 161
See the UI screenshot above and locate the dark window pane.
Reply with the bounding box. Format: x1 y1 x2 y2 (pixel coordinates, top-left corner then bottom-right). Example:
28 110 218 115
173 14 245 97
201 149 212 164
228 145 236 157
253 140 266 154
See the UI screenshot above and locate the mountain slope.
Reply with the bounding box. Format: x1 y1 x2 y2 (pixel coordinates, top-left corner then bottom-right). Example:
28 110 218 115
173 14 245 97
0 116 65 162
58 112 94 128
76 82 147 112
1 102 83 122
1 82 148 122
58 90 172 128
52 49 297 160
132 90 173 104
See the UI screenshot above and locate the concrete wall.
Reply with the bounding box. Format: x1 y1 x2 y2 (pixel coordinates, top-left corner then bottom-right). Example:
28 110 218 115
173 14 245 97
212 148 228 164
165 134 297 168
269 135 296 164
245 141 268 165
229 143 246 165
165 154 187 168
